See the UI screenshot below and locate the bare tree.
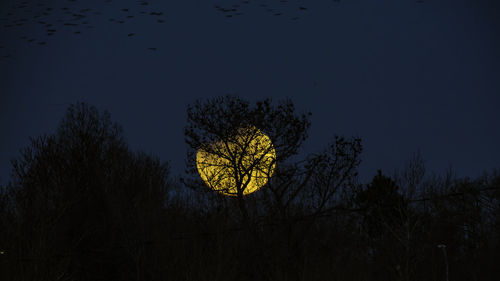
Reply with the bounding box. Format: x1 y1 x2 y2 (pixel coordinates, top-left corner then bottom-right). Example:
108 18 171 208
4 102 170 281
184 96 310 223
184 95 362 280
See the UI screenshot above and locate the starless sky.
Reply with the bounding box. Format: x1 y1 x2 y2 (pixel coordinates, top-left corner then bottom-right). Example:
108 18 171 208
1 0 499 185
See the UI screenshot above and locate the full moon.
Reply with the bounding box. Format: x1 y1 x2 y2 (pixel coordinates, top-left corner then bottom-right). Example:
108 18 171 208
196 126 276 196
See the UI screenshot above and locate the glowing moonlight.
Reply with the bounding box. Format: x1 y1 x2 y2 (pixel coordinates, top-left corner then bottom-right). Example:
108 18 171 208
196 126 276 196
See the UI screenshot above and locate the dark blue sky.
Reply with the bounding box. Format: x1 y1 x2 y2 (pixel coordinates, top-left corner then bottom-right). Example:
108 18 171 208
1 0 499 185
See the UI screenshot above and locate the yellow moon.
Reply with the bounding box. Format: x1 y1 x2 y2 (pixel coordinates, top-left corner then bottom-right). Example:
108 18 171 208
196 126 276 196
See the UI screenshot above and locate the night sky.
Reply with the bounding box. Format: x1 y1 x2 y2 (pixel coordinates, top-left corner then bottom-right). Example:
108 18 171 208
1 0 499 185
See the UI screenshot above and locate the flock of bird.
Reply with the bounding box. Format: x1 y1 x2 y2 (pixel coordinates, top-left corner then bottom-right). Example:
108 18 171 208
0 0 306 60
212 0 424 18
212 0 319 20
0 0 166 60
0 0 425 61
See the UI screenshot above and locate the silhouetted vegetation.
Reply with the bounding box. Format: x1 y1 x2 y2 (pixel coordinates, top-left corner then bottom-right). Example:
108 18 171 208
0 99 499 281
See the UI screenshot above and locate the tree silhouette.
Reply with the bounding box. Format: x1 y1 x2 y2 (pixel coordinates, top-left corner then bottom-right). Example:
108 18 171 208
356 170 415 281
2 102 170 281
1 99 499 281
184 95 362 280
184 96 311 220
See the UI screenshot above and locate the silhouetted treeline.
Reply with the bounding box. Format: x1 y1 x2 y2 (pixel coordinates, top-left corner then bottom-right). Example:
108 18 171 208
0 102 499 281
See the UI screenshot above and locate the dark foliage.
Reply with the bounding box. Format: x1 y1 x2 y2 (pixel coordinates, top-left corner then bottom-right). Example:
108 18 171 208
0 102 170 281
0 101 499 281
